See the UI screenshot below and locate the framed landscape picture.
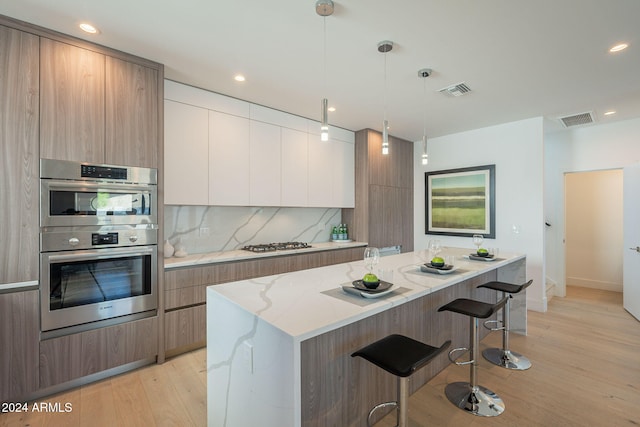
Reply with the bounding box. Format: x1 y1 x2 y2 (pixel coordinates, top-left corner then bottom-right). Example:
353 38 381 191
425 164 495 238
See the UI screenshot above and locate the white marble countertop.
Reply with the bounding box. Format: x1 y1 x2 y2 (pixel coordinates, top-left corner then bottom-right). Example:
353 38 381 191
207 247 525 342
164 240 368 269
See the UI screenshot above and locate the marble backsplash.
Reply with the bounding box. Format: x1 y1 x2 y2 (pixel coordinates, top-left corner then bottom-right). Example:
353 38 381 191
164 206 342 255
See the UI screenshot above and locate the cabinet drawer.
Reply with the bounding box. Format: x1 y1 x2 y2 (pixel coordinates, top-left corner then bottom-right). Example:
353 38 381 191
164 305 206 352
39 316 158 388
165 285 207 310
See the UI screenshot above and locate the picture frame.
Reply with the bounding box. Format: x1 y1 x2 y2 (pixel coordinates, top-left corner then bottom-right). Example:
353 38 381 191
425 164 495 238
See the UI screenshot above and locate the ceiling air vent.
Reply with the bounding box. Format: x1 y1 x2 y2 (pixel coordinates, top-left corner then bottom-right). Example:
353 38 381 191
558 111 595 128
438 82 472 97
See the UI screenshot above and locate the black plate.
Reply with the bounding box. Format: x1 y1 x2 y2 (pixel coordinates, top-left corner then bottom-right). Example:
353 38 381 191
469 254 496 261
352 280 393 293
424 263 453 270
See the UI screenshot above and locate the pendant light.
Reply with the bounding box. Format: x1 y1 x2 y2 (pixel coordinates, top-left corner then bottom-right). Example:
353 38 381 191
316 0 334 142
418 68 432 165
378 40 393 155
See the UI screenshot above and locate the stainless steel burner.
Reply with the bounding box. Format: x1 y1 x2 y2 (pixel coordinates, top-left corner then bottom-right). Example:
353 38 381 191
242 242 311 252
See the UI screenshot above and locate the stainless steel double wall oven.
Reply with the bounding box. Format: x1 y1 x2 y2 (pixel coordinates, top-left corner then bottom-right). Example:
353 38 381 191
39 159 159 335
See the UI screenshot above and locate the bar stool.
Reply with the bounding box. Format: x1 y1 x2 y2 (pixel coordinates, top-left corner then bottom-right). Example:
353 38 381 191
437 297 508 417
351 334 451 427
478 279 533 370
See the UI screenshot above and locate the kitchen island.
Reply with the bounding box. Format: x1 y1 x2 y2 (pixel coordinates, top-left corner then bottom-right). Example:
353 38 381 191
206 248 526 426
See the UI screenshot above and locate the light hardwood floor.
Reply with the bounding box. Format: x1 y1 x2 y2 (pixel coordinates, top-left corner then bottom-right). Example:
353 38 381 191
1 286 639 427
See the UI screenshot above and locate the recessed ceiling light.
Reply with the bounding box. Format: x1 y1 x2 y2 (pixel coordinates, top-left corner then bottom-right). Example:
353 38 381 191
609 43 628 53
328 106 336 112
234 74 246 82
79 23 99 34
604 110 616 116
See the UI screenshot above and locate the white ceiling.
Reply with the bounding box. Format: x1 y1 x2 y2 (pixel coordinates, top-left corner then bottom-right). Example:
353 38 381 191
2 0 639 141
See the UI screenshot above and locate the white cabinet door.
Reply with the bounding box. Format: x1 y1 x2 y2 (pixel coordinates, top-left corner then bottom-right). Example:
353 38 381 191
209 111 250 206
307 137 355 208
307 137 334 207
164 100 209 205
250 121 281 206
281 128 308 207
333 140 355 208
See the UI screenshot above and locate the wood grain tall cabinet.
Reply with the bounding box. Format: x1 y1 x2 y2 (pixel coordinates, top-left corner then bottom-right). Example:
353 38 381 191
0 23 40 403
342 129 414 252
1 13 165 402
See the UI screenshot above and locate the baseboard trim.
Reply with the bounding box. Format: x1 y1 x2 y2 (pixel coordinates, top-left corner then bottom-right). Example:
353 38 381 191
566 276 622 292
527 296 547 313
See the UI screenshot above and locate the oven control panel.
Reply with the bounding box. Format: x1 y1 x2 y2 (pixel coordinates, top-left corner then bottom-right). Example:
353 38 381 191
92 232 119 245
40 226 157 252
81 164 128 180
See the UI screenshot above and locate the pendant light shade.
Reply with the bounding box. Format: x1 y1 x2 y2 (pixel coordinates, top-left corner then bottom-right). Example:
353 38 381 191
382 120 389 155
317 0 334 141
418 68 432 165
421 135 429 165
378 40 393 155
321 98 329 141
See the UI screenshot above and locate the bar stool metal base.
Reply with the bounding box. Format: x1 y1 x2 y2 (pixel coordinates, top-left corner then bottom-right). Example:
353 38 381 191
483 348 532 370
444 382 505 417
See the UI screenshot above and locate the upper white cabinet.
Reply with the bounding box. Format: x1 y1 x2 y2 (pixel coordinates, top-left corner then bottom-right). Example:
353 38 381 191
281 128 309 207
164 100 209 205
164 80 355 208
308 122 355 208
209 111 250 206
307 136 334 207
250 120 281 206
307 136 355 208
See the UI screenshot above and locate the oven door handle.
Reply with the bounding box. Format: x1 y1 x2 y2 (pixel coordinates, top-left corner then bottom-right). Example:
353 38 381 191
44 180 154 194
46 247 155 263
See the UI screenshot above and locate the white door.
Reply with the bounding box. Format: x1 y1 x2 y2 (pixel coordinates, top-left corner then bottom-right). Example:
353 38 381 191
623 164 640 320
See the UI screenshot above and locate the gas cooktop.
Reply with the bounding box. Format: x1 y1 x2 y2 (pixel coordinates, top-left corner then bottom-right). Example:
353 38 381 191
241 242 312 252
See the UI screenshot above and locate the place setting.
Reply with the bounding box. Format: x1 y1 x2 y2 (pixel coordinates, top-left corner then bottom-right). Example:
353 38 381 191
418 239 460 275
341 247 398 299
465 234 500 262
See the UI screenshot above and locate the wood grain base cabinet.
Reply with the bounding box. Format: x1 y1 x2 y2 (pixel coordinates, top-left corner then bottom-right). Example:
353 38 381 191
39 316 158 389
300 270 497 426
164 305 206 353
164 247 364 354
0 290 39 403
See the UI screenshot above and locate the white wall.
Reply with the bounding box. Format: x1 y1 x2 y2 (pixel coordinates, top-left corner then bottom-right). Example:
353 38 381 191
565 170 623 291
414 117 546 311
544 116 640 296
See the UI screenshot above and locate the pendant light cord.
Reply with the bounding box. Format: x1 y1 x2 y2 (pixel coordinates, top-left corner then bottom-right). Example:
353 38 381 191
323 16 327 97
383 52 387 122
423 75 427 139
